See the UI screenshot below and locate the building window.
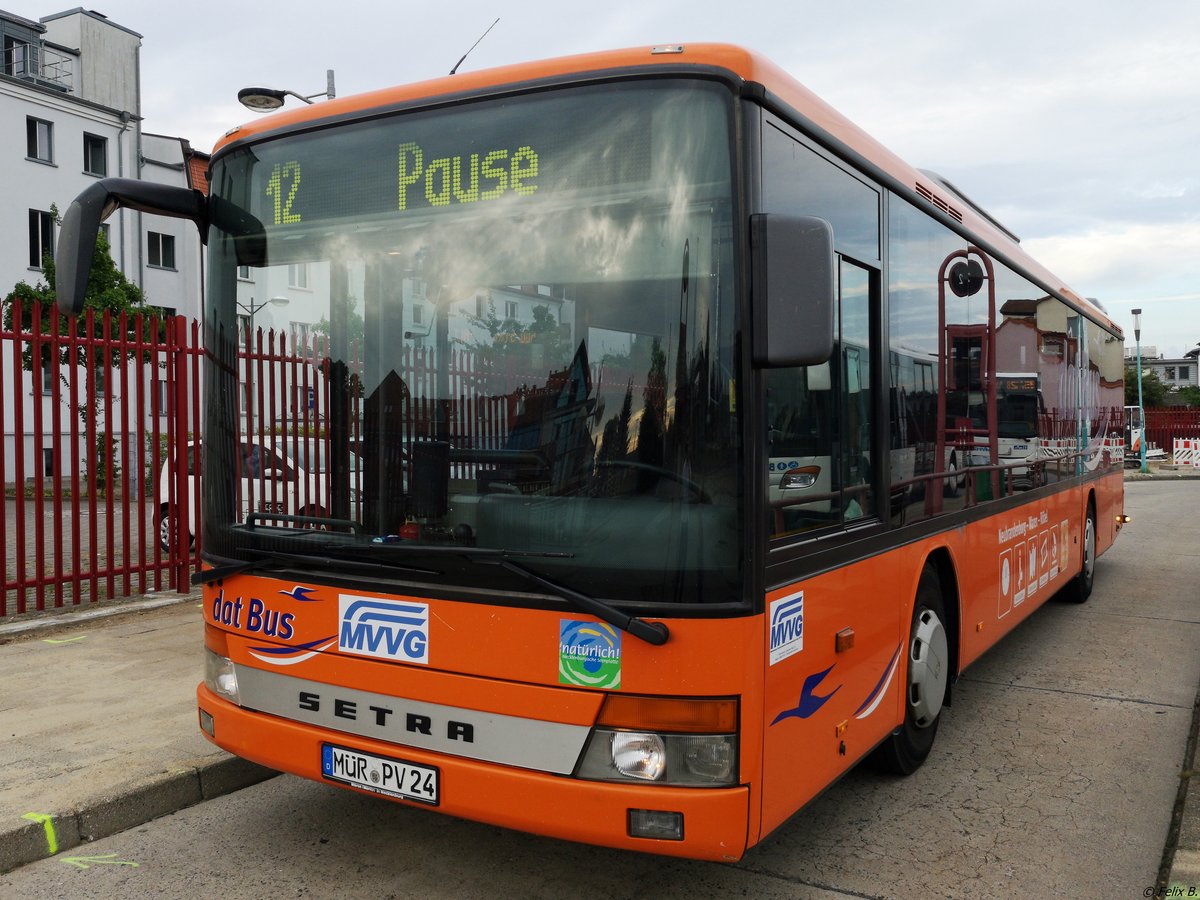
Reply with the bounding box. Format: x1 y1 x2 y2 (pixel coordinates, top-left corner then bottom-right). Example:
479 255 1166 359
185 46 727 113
83 133 107 176
40 346 53 394
26 117 53 163
4 37 30 76
148 232 176 269
1165 366 1176 381
505 300 518 320
155 379 170 417
288 263 309 289
291 321 311 348
237 265 252 281
1181 366 1191 382
28 209 54 268
412 305 424 325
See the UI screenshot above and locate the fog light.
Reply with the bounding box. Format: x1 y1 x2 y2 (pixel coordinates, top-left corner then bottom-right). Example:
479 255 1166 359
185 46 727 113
199 708 215 737
204 649 240 705
628 809 684 840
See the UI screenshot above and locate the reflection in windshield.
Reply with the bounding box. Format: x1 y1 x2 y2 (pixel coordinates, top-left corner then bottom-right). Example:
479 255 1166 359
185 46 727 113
202 81 742 606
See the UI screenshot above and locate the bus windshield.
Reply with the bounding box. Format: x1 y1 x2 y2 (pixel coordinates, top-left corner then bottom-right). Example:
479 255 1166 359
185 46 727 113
201 79 742 607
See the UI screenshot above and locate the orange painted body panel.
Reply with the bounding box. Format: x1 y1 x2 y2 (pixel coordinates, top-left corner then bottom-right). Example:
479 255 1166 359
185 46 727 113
758 474 1122 837
201 578 766 857
198 474 1121 857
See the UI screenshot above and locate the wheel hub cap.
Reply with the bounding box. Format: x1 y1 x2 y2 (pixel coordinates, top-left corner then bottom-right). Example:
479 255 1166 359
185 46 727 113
909 608 949 728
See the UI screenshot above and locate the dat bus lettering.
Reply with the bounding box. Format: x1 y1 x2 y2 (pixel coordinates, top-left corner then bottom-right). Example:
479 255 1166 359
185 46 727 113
211 590 295 639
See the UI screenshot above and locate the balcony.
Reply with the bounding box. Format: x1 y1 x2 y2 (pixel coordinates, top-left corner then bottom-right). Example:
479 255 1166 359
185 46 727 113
2 42 73 92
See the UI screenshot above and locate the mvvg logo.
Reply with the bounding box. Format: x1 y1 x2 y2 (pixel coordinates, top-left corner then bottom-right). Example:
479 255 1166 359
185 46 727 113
768 591 804 666
338 595 429 664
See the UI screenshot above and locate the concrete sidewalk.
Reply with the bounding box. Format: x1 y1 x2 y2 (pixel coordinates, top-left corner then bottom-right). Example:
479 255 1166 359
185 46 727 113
0 582 1197 891
0 595 276 874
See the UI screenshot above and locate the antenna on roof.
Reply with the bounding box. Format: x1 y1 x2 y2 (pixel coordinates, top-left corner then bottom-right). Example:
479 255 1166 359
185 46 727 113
450 18 500 75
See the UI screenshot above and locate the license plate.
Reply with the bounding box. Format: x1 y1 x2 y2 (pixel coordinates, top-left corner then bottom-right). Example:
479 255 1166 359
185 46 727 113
321 744 439 805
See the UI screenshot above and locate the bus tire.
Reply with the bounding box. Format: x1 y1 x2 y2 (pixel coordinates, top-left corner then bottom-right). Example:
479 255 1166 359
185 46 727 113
871 564 950 775
1064 501 1096 603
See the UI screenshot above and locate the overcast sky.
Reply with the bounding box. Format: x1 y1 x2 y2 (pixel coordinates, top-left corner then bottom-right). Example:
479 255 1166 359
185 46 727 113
28 0 1200 358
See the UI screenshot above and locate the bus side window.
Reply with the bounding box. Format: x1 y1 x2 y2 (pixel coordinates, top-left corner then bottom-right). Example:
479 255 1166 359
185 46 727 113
761 119 880 539
767 260 875 537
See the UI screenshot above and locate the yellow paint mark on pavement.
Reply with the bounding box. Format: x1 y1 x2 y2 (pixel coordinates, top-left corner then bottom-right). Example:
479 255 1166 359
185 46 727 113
42 635 87 645
21 812 57 855
60 853 140 870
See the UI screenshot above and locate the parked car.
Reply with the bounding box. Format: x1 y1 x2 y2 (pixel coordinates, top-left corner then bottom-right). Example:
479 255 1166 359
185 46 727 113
157 438 358 551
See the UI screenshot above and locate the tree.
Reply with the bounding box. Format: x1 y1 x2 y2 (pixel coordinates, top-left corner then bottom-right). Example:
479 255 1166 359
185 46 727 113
1177 385 1200 408
1124 366 1168 408
4 216 164 489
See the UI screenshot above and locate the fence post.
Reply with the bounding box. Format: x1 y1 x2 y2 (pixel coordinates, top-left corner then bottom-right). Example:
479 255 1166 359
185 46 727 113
171 316 191 592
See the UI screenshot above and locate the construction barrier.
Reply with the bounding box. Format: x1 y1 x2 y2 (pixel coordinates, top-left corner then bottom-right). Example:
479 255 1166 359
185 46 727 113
1172 438 1200 468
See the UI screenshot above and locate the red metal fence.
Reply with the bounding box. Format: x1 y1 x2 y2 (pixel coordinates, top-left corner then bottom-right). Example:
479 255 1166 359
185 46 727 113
1146 409 1200 453
1 304 623 618
1 302 202 617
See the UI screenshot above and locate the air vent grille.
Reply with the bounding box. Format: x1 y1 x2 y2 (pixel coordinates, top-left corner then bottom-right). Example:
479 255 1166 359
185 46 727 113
916 183 963 223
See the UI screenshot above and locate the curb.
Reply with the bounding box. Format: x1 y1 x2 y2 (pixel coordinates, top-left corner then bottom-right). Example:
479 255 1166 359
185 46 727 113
0 756 278 875
0 592 198 639
1163 673 1200 893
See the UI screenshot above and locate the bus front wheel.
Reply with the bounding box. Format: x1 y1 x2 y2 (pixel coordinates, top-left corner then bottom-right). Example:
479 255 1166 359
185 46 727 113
871 564 950 775
1063 502 1096 603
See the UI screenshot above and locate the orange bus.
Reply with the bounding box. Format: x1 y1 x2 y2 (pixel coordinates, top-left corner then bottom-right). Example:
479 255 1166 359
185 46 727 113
56 43 1126 861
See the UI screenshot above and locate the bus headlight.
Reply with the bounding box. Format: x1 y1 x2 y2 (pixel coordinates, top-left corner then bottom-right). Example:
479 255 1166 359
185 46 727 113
611 732 667 781
576 694 738 786
204 648 241 705
781 466 820 490
578 730 736 785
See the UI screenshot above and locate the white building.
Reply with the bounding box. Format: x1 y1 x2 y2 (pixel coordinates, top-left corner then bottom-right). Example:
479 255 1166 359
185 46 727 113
1 7 206 481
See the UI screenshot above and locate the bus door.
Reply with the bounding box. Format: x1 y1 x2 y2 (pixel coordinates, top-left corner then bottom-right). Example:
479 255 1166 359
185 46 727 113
761 258 902 838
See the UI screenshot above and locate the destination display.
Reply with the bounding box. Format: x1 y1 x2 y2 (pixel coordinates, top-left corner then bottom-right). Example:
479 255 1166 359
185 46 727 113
244 86 667 229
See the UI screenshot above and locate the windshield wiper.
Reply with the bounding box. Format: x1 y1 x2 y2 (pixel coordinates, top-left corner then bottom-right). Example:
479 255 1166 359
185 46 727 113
195 544 669 647
483 558 669 647
193 549 441 586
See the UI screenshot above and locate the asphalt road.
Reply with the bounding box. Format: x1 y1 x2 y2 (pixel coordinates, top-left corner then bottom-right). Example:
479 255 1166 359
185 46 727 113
1 481 1196 898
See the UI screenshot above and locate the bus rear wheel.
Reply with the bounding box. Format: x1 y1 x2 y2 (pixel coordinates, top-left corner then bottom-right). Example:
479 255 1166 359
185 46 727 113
871 564 950 775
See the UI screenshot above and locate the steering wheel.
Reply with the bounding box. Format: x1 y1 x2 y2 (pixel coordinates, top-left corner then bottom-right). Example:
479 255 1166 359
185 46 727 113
592 460 711 504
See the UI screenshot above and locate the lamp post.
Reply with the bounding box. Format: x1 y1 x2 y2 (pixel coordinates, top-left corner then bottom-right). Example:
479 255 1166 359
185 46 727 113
238 71 336 111
1132 307 1148 474
237 295 290 336
237 296 289 435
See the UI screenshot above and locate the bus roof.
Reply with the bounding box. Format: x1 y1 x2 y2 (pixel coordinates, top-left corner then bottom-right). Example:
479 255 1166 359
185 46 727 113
214 43 1117 336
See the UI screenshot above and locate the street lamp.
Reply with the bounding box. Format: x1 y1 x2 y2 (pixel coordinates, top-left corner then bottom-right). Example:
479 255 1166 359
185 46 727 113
238 70 336 111
237 295 290 335
1132 307 1148 474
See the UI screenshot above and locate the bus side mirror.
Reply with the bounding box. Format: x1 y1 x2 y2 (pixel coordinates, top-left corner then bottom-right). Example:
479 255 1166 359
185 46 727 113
750 214 835 368
56 179 208 316
55 180 266 318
